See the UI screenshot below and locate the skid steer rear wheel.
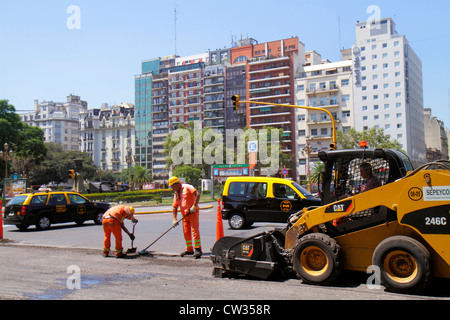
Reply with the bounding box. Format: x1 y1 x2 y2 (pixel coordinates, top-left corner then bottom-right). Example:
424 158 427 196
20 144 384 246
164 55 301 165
372 236 432 294
292 233 343 285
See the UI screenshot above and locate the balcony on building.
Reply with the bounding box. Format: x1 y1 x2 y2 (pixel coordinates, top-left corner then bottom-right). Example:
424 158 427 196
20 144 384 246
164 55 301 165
306 84 339 95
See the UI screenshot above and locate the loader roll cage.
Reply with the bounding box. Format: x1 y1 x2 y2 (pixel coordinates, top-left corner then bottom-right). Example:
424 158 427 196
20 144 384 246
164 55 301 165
318 148 413 205
314 148 414 237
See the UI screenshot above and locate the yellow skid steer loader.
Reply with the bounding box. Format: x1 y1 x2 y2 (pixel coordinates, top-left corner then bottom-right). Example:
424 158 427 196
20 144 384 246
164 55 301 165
211 148 450 294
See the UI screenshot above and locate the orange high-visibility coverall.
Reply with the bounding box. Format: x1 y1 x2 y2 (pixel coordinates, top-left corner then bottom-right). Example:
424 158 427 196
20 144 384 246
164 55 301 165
102 205 132 256
173 184 201 252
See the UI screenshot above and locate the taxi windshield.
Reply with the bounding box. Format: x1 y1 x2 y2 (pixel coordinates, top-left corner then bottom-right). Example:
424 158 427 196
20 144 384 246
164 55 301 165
6 195 28 206
291 182 313 197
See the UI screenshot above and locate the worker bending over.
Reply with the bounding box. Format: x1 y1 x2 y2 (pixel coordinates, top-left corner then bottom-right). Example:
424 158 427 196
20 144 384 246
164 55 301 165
169 176 202 259
102 205 138 258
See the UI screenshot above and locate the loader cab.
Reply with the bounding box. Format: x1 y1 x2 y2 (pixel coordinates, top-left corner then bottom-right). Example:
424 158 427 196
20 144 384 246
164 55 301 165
316 148 413 236
318 148 413 205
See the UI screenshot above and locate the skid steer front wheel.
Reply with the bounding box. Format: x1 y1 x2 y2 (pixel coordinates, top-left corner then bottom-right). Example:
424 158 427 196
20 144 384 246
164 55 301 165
292 233 343 285
372 236 432 294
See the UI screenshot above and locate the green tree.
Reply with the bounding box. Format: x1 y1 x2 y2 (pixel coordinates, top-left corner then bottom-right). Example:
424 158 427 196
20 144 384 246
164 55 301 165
119 165 152 189
163 121 228 179
0 100 23 148
13 124 47 179
132 165 153 189
29 142 96 185
164 122 292 178
174 165 202 189
0 100 47 180
337 128 404 151
310 162 324 184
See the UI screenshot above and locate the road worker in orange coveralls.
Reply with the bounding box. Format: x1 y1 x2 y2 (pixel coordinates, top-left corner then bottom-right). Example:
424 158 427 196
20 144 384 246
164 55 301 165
102 205 138 258
169 176 202 259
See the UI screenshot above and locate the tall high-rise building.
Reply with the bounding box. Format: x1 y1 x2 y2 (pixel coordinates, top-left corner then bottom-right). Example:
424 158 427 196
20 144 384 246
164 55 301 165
352 18 426 167
294 51 354 184
134 56 177 178
228 37 305 177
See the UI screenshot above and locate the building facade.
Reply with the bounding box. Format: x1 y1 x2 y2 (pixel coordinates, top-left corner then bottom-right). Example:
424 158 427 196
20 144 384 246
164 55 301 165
352 18 426 167
294 54 353 182
20 94 87 151
79 103 135 172
423 108 449 161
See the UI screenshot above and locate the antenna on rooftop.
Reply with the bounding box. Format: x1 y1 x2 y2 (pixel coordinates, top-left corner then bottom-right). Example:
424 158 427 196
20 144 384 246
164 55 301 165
338 16 342 51
174 4 178 56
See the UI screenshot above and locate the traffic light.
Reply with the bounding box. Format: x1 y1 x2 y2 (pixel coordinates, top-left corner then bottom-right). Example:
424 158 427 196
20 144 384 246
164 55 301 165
231 95 240 111
329 142 337 150
68 170 75 179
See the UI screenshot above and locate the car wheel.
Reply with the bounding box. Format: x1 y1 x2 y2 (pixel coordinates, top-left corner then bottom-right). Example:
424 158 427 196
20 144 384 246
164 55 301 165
94 211 104 225
36 215 51 231
228 213 246 230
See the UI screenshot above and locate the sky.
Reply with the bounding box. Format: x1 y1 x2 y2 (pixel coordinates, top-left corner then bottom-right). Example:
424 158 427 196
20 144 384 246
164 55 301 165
0 0 449 127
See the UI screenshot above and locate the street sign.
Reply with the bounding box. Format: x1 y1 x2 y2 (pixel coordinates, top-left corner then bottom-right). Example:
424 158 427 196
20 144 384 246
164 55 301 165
212 164 250 177
282 169 288 176
248 141 258 153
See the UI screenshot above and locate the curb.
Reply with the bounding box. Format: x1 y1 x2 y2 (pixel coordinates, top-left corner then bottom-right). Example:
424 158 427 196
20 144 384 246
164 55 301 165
134 204 214 215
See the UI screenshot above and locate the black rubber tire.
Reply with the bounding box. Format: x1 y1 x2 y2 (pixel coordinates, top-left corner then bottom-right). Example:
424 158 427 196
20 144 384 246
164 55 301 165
94 211 104 225
372 235 432 294
292 233 343 285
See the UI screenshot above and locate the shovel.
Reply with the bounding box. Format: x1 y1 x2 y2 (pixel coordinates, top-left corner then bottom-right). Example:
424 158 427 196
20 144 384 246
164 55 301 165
126 221 137 254
139 215 187 256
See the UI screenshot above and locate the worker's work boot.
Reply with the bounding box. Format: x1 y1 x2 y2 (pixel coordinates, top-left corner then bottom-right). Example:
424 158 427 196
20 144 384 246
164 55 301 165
180 251 194 257
116 252 127 259
194 248 202 259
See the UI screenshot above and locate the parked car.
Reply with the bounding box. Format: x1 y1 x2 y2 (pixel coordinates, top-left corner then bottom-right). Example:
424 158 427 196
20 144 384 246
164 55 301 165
221 177 321 229
3 191 110 230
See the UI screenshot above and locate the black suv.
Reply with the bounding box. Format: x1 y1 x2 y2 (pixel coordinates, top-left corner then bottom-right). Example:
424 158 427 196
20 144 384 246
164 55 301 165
221 177 321 229
3 191 110 230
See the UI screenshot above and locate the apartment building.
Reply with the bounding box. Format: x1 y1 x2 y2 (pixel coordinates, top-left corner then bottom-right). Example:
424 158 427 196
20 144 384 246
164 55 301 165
168 53 208 132
228 37 304 177
135 55 177 176
423 108 449 161
294 52 353 181
20 94 87 151
352 17 426 167
204 64 226 136
79 103 135 172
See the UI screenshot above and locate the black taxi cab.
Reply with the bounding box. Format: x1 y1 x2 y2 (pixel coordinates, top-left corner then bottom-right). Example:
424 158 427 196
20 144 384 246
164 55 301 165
221 177 321 229
3 191 110 230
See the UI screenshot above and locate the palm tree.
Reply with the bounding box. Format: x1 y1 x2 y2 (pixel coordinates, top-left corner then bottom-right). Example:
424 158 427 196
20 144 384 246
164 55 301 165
310 162 324 184
132 165 153 189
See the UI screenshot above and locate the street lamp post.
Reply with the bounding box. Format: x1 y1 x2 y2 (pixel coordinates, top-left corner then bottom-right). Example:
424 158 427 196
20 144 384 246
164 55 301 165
126 148 133 191
303 142 312 193
0 143 14 179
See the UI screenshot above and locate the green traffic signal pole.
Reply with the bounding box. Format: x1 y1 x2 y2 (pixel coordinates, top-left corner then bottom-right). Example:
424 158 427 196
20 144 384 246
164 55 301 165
234 98 337 149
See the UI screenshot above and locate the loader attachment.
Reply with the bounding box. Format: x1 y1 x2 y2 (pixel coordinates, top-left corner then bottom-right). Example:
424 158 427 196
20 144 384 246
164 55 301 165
211 231 286 280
